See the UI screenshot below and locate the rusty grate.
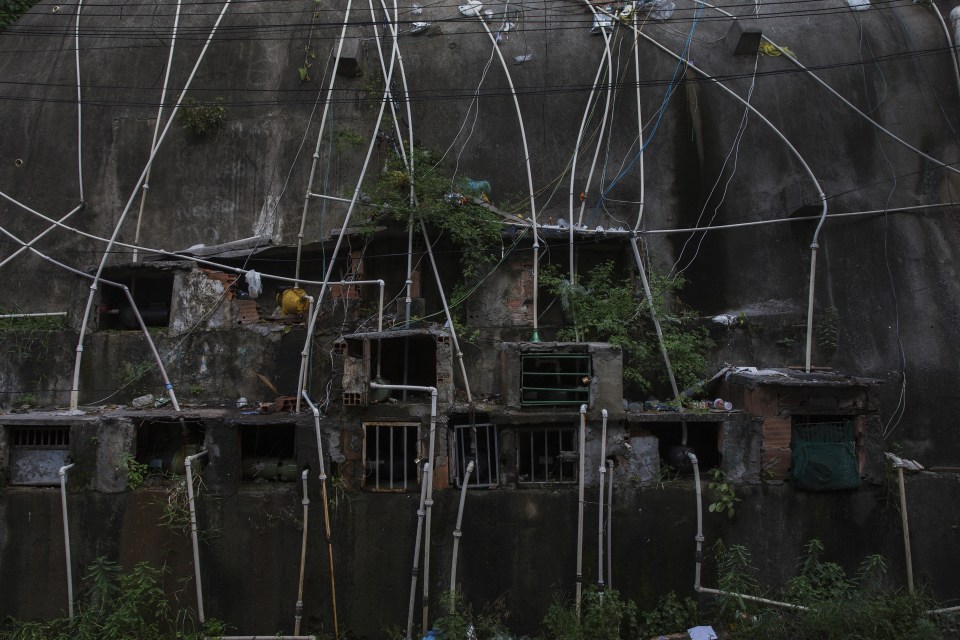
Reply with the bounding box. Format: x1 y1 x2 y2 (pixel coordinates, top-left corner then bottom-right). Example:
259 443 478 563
12 426 70 448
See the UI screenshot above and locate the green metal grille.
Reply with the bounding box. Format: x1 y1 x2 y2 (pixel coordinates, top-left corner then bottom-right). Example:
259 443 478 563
520 353 591 406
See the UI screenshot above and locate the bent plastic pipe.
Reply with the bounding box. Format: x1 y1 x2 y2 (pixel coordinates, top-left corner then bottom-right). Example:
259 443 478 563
73 0 84 202
133 0 182 262
295 279 384 412
295 44 403 414
418 222 473 404
294 0 355 286
185 449 209 623
59 463 76 619
604 6 829 374
606 459 614 590
70 0 235 411
631 6 646 233
406 463 430 640
687 452 808 611
301 391 339 637
575 404 587 616
6 244 181 410
476 14 540 342
294 468 310 635
449 460 474 611
371 383 438 630
629 237 680 402
575 1 615 230
597 408 608 588
0 312 66 319
0 203 83 271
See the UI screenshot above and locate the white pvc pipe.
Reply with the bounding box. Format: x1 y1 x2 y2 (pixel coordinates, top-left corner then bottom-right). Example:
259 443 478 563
294 468 309 635
185 449 209 623
418 223 473 404
575 4 615 230
1 239 181 410
295 38 403 413
132 0 181 262
449 460 474 611
629 238 680 400
568 56 610 283
295 0 355 286
602 6 829 375
59 462 76 619
597 409 608 588
70 0 235 411
575 404 587 615
606 458 613 590
300 390 339 636
0 203 83 271
935 5 960 103
74 0 84 202
0 312 66 319
476 14 540 341
371 383 438 631
631 6 646 233
687 452 808 611
406 463 430 640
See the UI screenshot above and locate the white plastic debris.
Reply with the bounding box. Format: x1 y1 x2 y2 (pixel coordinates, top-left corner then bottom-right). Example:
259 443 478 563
500 21 515 32
649 0 675 20
411 2 423 14
688 626 719 640
245 269 262 299
236 396 248 408
712 314 737 326
558 217 569 228
845 0 869 9
410 21 432 34
591 13 613 32
514 53 534 64
458 1 483 17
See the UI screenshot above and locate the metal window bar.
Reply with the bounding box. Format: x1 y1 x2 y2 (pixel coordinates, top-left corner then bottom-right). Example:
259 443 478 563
363 423 419 491
520 354 592 406
454 424 498 488
12 426 70 448
516 427 577 484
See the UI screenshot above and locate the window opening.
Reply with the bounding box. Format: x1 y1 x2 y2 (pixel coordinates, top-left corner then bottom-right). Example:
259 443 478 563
98 273 174 329
645 422 721 472
791 416 860 491
135 420 204 477
363 422 419 491
241 424 297 482
8 425 71 485
454 423 498 488
515 426 577 484
521 353 591 406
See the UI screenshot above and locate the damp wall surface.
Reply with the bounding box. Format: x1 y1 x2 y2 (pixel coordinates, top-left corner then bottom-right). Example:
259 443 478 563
1 476 959 637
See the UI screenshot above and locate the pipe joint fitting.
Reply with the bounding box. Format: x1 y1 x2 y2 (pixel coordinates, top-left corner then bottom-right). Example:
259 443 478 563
424 499 434 507
452 530 462 538
302 497 310 506
417 509 425 517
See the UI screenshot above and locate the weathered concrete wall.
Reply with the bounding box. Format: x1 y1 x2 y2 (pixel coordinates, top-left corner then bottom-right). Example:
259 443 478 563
1 475 959 636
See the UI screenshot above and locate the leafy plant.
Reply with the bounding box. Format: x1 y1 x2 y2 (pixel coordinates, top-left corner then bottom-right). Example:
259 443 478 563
816 305 839 360
121 452 149 490
0 557 226 639
434 591 510 640
707 468 740 519
0 0 41 30
178 98 226 137
542 588 638 640
540 262 712 397
369 148 503 287
641 591 699 636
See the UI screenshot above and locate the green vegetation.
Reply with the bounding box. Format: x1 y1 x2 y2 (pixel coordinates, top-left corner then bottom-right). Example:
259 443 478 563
0 557 225 639
542 588 638 640
370 148 503 288
642 592 700 637
121 452 149 490
816 305 839 360
433 592 510 640
541 261 713 397
707 468 740 519
177 98 226 137
0 0 40 30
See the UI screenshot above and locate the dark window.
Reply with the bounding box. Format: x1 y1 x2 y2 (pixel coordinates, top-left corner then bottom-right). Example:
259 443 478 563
135 420 203 476
515 426 578 484
454 423 498 488
240 424 297 482
363 422 420 491
98 273 174 329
